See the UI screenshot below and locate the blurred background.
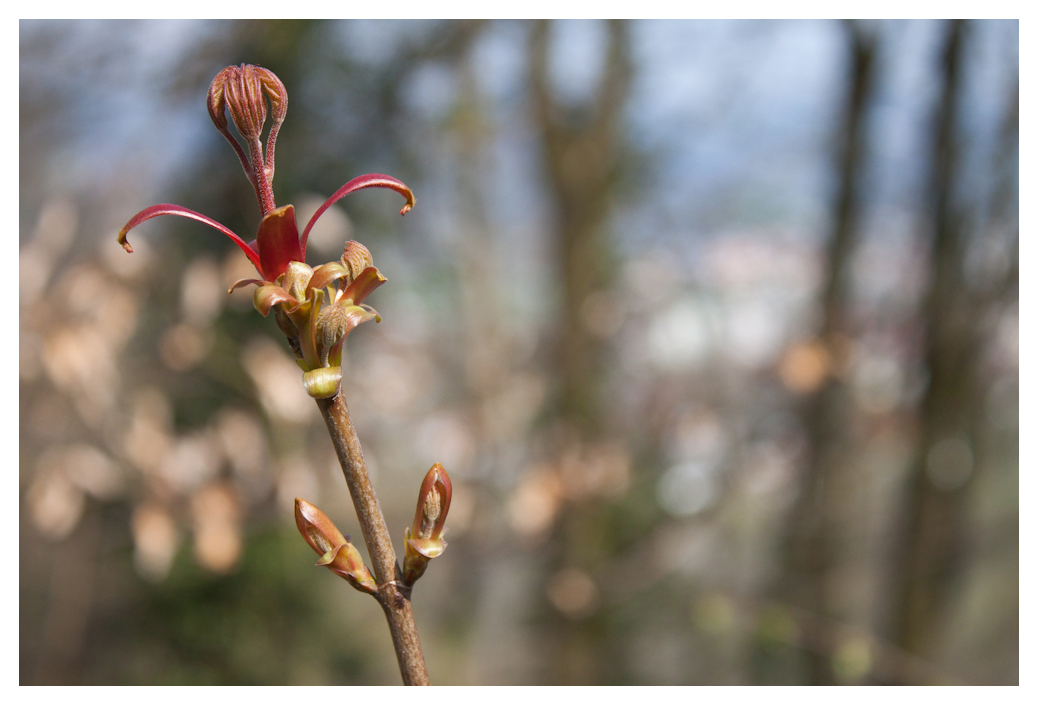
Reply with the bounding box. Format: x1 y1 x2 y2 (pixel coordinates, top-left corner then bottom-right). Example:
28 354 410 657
19 19 1018 685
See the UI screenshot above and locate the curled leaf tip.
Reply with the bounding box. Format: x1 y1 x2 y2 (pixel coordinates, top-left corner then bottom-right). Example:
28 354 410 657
228 278 264 294
300 173 416 253
399 187 415 215
115 203 263 276
117 228 133 252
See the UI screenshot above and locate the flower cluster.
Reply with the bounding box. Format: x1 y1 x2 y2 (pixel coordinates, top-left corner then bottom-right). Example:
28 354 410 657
117 63 414 398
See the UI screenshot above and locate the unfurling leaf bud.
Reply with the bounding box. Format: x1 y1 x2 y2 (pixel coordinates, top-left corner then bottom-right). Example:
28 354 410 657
316 303 377 366
317 304 354 352
282 261 314 301
306 262 349 298
316 542 378 594
253 283 298 317
294 498 377 594
402 463 452 586
341 241 374 283
295 497 347 556
412 463 452 540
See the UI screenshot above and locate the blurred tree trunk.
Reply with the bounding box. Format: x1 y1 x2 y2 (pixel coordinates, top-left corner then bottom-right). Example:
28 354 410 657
532 19 632 433
766 20 878 685
452 25 508 407
887 19 980 664
28 509 101 684
442 22 550 684
530 19 632 684
984 82 1018 302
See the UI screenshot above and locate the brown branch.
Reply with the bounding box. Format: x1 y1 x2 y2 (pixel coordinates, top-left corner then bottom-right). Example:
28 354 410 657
316 392 430 686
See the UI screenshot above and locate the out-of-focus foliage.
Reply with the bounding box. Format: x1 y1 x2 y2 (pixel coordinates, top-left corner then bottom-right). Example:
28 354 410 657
19 19 1017 685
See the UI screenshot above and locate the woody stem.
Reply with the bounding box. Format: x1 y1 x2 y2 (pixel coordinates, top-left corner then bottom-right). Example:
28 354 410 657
316 392 430 686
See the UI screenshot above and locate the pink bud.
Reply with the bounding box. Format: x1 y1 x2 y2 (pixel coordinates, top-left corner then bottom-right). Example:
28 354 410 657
403 464 452 586
208 64 286 142
294 498 377 594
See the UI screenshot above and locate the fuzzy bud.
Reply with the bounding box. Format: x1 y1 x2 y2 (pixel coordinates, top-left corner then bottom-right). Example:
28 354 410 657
208 64 288 192
209 64 285 141
315 303 376 367
341 241 374 283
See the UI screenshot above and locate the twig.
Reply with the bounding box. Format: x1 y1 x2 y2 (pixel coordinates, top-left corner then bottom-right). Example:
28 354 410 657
317 392 430 686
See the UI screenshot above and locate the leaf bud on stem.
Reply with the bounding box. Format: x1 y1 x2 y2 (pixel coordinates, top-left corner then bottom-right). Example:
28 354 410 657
294 497 378 594
402 463 452 586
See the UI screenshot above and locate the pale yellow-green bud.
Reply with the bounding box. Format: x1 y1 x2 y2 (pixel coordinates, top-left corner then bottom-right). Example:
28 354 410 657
302 366 342 399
